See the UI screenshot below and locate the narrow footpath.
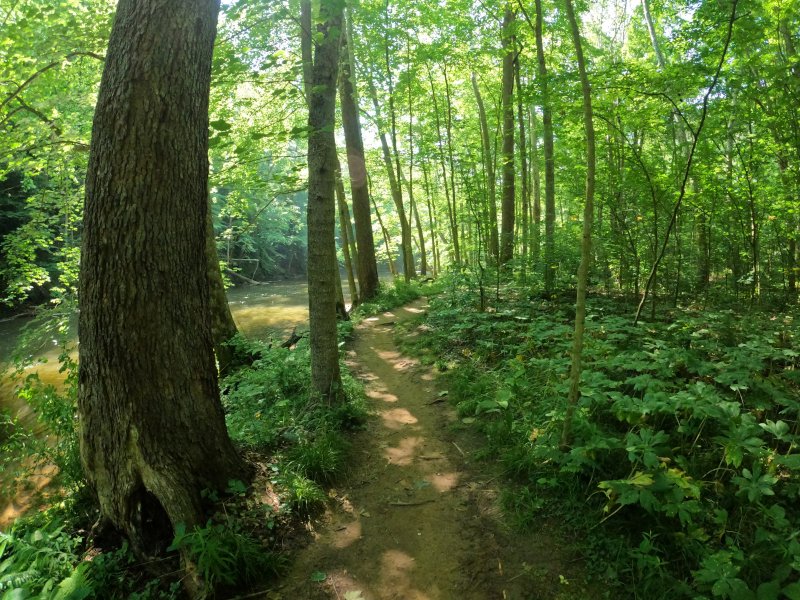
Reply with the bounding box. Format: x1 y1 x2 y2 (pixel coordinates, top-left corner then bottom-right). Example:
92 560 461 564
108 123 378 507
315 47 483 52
275 299 592 600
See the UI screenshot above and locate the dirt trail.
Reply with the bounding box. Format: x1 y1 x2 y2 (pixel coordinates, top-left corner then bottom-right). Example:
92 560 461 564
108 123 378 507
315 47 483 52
276 299 588 600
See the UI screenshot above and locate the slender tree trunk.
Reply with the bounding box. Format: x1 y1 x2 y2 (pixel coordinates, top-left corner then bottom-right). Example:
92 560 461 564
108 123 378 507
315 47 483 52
336 164 359 307
443 64 461 265
522 0 556 290
471 72 499 261
383 13 415 281
515 53 530 272
306 0 344 401
427 63 456 267
206 200 242 376
78 0 248 559
407 49 427 275
371 193 397 277
634 0 738 323
530 108 542 268
367 74 414 281
560 0 595 449
339 14 379 301
500 7 516 264
422 160 440 276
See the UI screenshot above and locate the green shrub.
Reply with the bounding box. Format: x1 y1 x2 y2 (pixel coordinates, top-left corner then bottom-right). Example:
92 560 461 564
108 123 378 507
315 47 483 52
408 273 800 597
168 519 285 593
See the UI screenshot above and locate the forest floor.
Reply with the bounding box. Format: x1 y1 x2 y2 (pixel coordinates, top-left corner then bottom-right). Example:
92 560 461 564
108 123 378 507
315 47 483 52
274 298 598 600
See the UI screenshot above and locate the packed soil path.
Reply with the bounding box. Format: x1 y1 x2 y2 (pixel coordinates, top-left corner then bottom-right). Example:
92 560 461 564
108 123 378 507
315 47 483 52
275 299 590 600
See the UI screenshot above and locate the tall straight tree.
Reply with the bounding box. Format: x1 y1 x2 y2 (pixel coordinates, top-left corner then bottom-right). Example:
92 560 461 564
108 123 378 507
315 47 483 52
499 6 516 264
340 14 379 301
78 0 248 554
560 0 595 448
472 72 499 261
366 71 415 280
306 0 345 401
520 0 556 290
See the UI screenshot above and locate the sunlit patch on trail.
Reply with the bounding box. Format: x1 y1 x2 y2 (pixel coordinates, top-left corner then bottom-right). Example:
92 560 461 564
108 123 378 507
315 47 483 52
379 407 418 429
377 549 435 599
384 436 424 465
429 471 460 493
366 388 399 403
331 519 362 549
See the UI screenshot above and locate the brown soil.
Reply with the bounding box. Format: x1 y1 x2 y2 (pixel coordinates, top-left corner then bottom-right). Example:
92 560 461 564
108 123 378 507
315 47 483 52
274 299 598 600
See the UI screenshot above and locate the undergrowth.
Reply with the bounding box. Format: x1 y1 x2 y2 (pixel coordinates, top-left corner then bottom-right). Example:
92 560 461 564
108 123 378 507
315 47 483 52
402 272 800 599
0 297 370 598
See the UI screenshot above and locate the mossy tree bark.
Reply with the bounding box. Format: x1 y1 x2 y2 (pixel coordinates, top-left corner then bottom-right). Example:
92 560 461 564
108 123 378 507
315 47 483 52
78 0 248 556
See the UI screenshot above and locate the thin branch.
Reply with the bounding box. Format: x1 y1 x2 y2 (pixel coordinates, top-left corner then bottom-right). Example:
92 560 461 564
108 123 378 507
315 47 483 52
634 0 739 324
0 51 105 114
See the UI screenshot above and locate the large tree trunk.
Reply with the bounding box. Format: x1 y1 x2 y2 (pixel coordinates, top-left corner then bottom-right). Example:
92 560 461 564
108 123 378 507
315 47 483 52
500 7 516 265
339 15 379 301
560 0 596 449
78 0 248 556
306 0 344 401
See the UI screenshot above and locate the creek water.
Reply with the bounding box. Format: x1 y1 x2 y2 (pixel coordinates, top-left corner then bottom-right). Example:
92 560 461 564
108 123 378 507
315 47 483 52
0 280 317 411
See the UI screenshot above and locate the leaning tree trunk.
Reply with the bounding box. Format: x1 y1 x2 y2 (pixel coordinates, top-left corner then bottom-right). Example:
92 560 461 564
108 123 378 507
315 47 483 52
306 0 345 401
78 0 248 557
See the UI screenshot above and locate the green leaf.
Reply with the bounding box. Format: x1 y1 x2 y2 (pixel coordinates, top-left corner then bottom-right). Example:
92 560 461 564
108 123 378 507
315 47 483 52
783 583 800 600
209 119 232 132
310 570 327 582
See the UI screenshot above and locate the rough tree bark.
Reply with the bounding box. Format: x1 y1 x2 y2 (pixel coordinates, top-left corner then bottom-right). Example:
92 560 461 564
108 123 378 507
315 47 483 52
78 0 248 556
306 0 345 401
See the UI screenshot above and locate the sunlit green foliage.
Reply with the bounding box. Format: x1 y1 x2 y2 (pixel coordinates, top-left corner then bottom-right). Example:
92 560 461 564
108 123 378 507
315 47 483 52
404 272 800 598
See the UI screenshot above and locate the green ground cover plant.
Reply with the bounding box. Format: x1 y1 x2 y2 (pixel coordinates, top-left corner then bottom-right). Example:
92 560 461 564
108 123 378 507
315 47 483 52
0 299 373 598
402 273 800 599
